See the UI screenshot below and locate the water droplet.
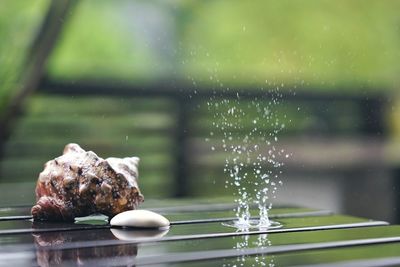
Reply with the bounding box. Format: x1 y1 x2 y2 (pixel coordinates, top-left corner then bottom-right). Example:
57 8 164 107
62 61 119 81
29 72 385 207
208 86 289 232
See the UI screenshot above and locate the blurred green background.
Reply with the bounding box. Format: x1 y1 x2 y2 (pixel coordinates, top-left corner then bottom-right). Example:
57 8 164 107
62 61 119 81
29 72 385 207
1 0 400 222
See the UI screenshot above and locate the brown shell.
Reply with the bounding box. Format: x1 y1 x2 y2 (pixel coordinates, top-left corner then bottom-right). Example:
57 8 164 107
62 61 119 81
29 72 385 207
31 143 144 221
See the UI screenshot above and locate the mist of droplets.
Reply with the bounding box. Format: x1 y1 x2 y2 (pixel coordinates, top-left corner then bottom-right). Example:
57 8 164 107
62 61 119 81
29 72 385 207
207 86 289 228
222 234 275 267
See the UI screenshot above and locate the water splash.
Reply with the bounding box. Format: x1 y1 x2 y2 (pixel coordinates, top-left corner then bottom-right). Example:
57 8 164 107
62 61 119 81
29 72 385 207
222 234 275 267
207 86 288 230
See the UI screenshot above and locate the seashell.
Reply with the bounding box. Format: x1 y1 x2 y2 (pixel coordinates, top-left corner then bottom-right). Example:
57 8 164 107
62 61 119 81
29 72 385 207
31 143 144 221
110 210 170 229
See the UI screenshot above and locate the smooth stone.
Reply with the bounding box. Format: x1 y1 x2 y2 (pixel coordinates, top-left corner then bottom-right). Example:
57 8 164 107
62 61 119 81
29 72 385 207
110 210 170 229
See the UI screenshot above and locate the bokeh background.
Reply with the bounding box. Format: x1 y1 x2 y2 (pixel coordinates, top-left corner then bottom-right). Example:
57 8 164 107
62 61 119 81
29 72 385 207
1 0 400 222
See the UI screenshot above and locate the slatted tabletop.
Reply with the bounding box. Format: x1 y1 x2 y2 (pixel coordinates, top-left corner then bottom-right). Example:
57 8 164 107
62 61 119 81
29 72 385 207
0 202 399 267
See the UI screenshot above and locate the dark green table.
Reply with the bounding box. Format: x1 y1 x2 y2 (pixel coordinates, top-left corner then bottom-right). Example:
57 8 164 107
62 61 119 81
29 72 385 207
0 201 399 266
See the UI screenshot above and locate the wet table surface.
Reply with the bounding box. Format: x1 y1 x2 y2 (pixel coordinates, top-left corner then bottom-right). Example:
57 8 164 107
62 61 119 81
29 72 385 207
0 201 399 266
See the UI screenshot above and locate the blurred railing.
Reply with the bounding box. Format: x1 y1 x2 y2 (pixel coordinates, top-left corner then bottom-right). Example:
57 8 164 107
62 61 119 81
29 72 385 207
37 78 388 196
0 77 396 224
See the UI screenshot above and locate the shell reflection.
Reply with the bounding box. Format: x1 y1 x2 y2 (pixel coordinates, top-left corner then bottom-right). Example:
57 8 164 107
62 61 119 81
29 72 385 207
32 223 138 267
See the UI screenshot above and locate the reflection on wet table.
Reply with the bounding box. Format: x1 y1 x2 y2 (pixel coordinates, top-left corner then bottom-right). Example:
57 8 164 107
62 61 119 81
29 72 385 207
0 202 399 267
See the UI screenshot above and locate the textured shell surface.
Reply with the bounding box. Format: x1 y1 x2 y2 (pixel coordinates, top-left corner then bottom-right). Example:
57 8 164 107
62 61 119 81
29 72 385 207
31 143 144 221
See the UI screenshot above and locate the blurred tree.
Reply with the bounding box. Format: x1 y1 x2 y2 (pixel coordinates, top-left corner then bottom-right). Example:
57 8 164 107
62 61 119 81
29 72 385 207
0 1 49 116
0 0 76 154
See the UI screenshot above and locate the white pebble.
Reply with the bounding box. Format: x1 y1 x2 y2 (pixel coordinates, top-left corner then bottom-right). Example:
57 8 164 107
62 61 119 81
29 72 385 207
110 210 170 229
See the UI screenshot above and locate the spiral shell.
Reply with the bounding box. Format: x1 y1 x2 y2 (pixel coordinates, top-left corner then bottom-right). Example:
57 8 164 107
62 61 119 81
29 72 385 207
31 143 144 221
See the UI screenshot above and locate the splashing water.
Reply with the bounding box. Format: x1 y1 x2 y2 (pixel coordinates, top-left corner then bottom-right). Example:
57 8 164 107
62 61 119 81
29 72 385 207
207 86 288 230
222 234 275 267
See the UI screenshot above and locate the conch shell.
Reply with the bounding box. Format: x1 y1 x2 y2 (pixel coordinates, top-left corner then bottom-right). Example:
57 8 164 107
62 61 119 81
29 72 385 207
31 143 144 221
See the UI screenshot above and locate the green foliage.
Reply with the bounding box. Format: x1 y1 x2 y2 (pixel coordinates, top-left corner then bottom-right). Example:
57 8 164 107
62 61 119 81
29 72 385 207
0 0 49 114
47 0 160 83
48 0 400 91
182 0 400 91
